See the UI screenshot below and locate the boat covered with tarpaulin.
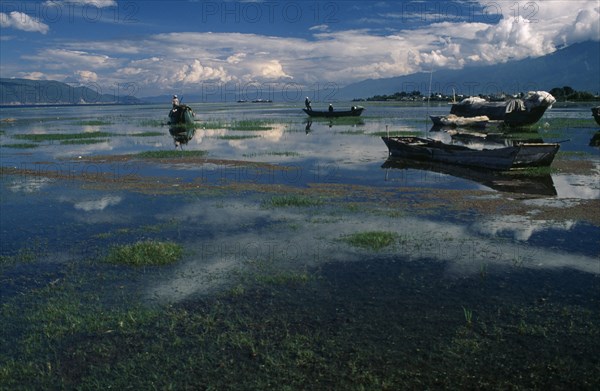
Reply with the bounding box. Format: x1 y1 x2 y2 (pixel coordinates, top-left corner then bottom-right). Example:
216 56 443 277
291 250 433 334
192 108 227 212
449 91 555 127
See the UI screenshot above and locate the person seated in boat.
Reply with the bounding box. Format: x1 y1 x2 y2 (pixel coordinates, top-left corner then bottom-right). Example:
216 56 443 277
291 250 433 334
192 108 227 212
172 95 180 109
328 104 334 112
305 97 312 111
351 106 357 112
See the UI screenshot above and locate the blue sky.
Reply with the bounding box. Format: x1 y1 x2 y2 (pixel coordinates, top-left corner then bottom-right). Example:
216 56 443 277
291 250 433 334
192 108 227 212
1 0 599 97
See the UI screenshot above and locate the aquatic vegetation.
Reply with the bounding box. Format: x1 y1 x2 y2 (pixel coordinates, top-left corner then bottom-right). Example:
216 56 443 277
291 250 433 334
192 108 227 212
463 307 474 327
341 231 397 251
1 143 39 149
13 131 115 142
228 120 274 131
263 194 324 207
60 139 108 145
129 131 164 137
104 240 183 266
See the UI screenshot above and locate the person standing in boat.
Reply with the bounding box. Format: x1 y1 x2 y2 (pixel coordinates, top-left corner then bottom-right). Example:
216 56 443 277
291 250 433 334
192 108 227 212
305 97 312 111
328 104 333 112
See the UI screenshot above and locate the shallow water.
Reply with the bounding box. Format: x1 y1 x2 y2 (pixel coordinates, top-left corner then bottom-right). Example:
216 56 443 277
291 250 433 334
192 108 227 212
1 102 599 387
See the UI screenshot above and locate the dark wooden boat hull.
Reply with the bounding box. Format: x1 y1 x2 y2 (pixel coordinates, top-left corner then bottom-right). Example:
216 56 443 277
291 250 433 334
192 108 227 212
303 107 364 117
592 106 600 126
450 102 549 127
382 136 559 170
512 143 560 168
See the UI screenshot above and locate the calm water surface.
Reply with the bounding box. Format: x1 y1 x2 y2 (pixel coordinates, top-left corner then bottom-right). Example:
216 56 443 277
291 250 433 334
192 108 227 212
1 101 599 387
1 102 599 291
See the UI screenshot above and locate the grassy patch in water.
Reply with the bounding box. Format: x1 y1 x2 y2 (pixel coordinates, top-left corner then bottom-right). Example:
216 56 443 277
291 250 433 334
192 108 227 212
104 240 183 266
228 120 274 131
341 231 397 251
198 121 227 129
133 150 208 159
263 194 324 208
14 131 115 142
2 143 39 149
129 131 164 137
60 139 108 145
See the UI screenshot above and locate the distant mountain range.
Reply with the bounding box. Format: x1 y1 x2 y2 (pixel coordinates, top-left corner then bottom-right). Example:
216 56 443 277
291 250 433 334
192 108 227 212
337 41 600 100
0 78 141 105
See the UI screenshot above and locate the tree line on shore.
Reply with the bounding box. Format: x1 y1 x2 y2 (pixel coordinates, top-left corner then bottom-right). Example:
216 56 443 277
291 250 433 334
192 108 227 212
362 86 600 102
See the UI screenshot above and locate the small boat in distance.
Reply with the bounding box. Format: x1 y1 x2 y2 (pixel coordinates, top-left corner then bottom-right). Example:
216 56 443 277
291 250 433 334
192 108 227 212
303 106 364 118
168 104 195 126
450 91 556 127
381 136 559 170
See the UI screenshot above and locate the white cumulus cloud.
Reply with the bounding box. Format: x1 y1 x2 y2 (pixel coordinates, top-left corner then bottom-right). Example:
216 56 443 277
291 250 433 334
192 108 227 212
0 11 49 34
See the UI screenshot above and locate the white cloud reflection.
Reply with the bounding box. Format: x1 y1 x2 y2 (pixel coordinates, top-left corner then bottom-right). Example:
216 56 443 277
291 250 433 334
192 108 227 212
73 195 123 211
147 197 599 303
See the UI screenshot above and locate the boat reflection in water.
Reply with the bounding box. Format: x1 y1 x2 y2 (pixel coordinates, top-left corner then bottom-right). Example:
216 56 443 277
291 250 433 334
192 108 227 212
382 158 557 196
169 127 196 149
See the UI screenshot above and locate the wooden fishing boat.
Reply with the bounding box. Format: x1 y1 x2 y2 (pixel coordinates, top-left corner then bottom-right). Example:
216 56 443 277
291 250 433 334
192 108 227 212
592 106 600 126
168 104 195 125
303 106 364 118
381 136 559 170
450 91 556 127
430 114 489 128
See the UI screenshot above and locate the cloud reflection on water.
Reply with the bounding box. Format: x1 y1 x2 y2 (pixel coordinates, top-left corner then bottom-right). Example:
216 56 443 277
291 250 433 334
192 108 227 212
147 197 599 303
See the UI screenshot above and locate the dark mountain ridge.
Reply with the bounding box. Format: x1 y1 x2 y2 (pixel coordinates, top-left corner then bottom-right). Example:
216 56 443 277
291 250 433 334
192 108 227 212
0 78 140 105
338 41 600 100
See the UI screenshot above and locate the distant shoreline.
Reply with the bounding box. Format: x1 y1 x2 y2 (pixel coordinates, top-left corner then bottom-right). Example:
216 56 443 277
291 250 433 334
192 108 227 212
0 102 146 109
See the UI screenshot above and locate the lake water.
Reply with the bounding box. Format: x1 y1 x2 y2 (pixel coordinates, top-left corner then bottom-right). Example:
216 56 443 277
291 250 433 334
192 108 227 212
1 102 599 388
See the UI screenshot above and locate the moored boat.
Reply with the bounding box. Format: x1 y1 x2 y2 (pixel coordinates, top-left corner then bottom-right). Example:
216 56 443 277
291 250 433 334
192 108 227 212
168 104 195 125
430 114 489 128
450 91 556 127
303 106 364 118
381 136 559 170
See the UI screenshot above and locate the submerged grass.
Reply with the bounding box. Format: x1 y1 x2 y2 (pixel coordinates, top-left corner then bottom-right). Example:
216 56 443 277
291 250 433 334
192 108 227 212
341 231 397 251
60 139 108 145
228 120 274 131
2 143 39 149
14 131 115 142
1 238 599 390
104 240 183 266
129 131 164 137
263 194 324 208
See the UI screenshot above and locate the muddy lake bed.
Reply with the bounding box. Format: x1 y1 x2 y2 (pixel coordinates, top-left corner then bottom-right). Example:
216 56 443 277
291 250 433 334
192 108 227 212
1 102 599 389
